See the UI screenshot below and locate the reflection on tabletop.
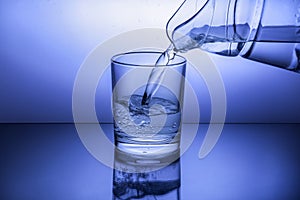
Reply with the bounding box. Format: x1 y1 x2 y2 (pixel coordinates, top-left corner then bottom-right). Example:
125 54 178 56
1 124 300 199
113 148 181 200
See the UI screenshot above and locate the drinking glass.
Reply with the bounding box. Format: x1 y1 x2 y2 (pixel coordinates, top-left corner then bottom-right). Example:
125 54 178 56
111 51 186 155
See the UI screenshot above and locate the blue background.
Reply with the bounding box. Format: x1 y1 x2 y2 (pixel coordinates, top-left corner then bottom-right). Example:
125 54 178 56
1 0 300 123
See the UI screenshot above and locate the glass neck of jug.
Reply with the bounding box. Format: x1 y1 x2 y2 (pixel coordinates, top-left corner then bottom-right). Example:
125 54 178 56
166 0 215 52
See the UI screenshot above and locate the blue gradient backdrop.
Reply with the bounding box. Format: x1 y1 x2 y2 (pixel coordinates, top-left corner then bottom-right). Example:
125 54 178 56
1 0 300 123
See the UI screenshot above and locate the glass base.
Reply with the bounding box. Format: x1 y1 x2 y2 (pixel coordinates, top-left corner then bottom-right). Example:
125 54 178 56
115 142 180 156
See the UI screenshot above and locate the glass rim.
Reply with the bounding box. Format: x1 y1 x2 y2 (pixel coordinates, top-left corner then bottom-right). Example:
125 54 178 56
111 51 186 67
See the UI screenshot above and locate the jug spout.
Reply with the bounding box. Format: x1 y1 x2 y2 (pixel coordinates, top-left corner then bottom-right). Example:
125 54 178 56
167 0 215 52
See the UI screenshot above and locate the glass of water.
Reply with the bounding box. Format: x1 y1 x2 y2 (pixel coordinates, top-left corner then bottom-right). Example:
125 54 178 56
111 51 186 155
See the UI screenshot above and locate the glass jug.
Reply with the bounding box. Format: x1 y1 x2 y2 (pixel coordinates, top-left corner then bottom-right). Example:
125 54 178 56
167 0 300 72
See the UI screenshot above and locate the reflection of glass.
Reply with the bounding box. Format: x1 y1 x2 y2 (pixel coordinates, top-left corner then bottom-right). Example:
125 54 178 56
111 52 186 155
112 148 181 200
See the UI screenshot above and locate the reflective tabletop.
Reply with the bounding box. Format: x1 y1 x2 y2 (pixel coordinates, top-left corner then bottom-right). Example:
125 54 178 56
1 124 300 199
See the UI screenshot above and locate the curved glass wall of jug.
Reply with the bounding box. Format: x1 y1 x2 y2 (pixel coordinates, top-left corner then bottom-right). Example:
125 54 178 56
167 0 266 56
242 0 300 70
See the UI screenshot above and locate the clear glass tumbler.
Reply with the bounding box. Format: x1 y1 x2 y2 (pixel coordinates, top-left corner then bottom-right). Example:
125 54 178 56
111 51 186 155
